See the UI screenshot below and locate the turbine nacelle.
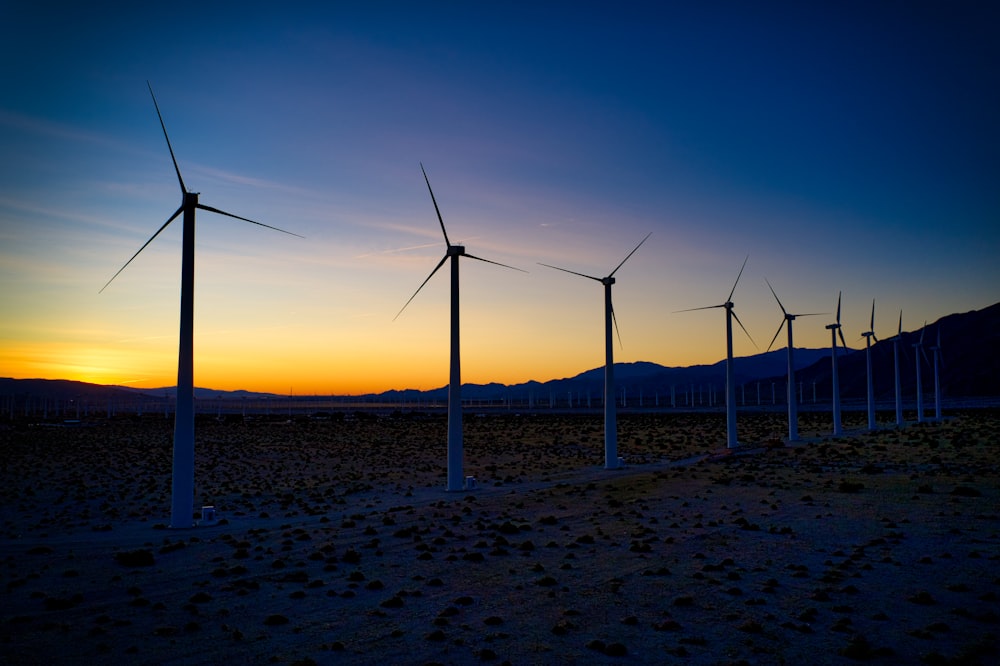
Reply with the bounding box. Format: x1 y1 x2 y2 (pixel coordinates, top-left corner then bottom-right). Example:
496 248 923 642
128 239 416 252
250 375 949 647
447 244 466 257
602 276 616 286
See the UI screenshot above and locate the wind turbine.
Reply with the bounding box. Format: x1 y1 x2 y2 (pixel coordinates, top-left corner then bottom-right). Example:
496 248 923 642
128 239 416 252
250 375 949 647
764 279 823 442
395 163 525 491
825 292 846 436
101 83 302 528
678 256 755 449
860 299 879 431
913 323 929 422
539 232 651 469
888 311 904 427
930 327 944 420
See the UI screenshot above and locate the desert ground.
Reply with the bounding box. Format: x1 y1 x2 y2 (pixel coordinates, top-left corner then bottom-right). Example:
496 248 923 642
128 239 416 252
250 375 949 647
1 409 998 664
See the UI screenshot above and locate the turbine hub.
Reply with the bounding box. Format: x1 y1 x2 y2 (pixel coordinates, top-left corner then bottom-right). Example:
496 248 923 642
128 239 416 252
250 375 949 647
602 276 615 286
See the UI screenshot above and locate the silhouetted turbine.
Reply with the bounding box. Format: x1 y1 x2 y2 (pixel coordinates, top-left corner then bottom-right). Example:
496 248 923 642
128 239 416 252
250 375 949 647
825 292 847 436
860 299 879 431
539 232 651 469
101 83 302 528
764 278 823 442
677 256 755 449
913 323 929 423
930 327 944 420
395 163 525 492
887 310 904 426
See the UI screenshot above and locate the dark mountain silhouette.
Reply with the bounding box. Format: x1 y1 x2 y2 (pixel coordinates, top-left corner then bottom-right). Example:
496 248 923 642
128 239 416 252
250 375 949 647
3 302 997 411
761 301 1000 403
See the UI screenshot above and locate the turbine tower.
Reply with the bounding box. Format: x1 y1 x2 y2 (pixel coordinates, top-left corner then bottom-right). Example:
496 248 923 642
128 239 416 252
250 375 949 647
931 327 943 420
825 292 846 436
889 311 904 427
395 163 524 492
860 299 879 431
101 83 302 528
764 279 823 442
678 257 755 449
913 324 928 423
539 232 651 469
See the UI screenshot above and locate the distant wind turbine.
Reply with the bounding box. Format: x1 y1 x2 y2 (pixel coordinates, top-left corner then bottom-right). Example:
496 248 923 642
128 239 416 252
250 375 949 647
539 232 651 469
764 279 823 442
395 163 525 491
860 299 879 431
888 311 904 427
913 323 928 423
930 327 944 420
101 82 303 528
825 292 847 436
678 256 755 449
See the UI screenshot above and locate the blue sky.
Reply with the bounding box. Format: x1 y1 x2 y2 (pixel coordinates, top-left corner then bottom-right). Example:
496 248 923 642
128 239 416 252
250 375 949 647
1 2 997 394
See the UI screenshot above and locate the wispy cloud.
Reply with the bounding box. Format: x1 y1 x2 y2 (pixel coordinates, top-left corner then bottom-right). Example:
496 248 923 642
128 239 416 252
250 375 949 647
354 240 441 259
191 163 319 199
0 108 130 151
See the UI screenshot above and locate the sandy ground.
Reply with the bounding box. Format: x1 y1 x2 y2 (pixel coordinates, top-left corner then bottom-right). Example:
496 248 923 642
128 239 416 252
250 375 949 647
1 410 998 665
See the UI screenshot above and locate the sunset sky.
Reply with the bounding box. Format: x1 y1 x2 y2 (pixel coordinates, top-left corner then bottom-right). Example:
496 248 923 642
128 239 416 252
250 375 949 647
1 3 998 395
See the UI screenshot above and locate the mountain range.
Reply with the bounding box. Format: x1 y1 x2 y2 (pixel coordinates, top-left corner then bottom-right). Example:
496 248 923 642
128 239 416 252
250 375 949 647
3 302 998 409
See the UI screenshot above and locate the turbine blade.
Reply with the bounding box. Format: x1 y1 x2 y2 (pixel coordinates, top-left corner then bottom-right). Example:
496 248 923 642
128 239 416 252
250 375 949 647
196 204 304 238
764 277 787 315
766 319 785 353
147 81 186 194
836 291 842 325
898 310 903 336
419 163 450 248
838 328 847 349
393 254 448 321
538 262 602 282
611 302 623 350
919 322 926 344
99 205 184 293
673 304 725 313
727 255 749 303
608 232 651 278
731 309 757 349
465 253 527 272
870 299 876 331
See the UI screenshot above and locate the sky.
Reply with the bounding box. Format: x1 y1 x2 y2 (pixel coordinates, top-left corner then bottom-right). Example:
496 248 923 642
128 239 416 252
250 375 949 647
1 2 998 395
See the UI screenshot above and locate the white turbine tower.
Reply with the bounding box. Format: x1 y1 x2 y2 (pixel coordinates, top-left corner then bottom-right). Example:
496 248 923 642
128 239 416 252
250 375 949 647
395 163 525 492
539 232 651 469
101 83 302 528
860 299 879 431
930 327 944 420
913 324 928 423
889 311 904 427
678 257 755 449
825 292 846 436
764 279 823 442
